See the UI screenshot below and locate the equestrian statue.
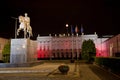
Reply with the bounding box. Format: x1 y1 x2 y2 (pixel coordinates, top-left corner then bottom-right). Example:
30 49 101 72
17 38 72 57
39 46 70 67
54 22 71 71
17 13 33 38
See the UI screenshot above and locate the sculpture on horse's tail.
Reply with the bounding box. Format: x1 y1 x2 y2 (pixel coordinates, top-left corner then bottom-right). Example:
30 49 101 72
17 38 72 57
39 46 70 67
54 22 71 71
17 13 33 38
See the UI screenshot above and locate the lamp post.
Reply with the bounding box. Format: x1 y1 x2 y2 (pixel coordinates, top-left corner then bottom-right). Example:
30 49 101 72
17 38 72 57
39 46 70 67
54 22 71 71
11 17 18 39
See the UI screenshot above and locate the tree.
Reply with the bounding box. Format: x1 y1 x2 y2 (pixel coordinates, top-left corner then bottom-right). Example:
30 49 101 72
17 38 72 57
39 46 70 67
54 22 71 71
2 40 10 63
81 39 96 62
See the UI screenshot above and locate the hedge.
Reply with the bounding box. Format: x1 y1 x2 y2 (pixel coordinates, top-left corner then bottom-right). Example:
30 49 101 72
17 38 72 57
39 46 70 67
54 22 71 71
95 57 120 73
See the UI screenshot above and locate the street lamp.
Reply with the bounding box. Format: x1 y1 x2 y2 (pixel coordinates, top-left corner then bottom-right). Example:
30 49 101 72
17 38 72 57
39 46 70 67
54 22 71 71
11 17 18 39
66 24 69 35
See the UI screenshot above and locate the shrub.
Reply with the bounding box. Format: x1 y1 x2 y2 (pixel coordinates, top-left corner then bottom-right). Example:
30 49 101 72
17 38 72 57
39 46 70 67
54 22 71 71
81 39 96 62
0 60 4 63
2 41 10 63
95 57 120 73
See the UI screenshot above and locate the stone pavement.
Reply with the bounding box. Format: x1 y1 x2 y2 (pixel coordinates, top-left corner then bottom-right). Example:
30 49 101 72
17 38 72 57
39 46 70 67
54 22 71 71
0 62 120 80
79 64 101 80
0 63 81 80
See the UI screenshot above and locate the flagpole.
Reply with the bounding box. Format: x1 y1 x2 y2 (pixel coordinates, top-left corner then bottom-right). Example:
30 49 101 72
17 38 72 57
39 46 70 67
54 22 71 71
76 33 79 60
75 25 79 60
72 33 74 60
75 25 79 72
71 25 74 60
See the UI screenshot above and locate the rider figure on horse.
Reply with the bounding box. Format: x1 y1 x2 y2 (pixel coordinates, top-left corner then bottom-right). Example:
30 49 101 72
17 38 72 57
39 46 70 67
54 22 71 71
17 13 33 38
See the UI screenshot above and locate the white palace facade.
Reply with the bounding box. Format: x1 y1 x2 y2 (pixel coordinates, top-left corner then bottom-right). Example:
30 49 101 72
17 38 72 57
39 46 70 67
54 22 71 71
36 33 108 60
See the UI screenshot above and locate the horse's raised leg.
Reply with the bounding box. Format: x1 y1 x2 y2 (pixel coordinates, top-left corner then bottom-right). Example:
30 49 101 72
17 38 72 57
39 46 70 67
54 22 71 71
17 28 20 36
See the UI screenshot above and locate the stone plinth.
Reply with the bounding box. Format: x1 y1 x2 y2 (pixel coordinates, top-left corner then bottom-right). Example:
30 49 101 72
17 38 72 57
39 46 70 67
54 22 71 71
10 38 37 64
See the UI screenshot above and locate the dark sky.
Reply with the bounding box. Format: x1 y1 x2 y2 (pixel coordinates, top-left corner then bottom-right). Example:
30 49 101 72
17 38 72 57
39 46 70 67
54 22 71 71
0 0 114 40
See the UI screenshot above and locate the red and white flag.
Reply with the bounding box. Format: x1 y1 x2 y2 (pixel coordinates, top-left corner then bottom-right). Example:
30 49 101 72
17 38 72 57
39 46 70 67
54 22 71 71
75 25 79 33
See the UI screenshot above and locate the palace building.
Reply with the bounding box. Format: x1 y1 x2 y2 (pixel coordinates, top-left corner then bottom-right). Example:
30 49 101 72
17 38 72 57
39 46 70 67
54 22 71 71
2 32 118 63
36 32 109 60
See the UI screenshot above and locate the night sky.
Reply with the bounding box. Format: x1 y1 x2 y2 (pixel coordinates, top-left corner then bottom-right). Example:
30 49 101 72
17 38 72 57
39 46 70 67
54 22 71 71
0 0 114 40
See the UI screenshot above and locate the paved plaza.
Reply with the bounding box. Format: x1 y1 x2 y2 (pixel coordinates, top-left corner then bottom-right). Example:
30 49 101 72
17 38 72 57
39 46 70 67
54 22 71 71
0 61 120 80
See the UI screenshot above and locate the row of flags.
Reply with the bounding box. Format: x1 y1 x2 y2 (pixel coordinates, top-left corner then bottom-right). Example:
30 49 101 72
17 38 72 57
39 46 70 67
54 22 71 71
70 24 84 34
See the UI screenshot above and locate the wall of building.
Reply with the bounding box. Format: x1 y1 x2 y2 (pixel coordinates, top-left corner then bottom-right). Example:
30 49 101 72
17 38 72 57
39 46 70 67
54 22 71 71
0 38 9 60
96 38 109 57
97 34 120 57
37 33 100 59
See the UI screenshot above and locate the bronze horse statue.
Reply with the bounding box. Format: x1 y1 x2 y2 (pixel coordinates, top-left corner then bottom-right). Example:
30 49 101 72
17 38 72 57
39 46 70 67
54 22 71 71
17 13 33 38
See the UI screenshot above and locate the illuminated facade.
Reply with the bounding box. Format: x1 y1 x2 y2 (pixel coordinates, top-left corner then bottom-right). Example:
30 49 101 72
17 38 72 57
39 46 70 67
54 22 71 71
37 33 107 59
96 34 120 57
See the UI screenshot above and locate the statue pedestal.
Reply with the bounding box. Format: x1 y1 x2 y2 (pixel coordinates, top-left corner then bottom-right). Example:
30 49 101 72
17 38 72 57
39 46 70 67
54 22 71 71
10 38 37 64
